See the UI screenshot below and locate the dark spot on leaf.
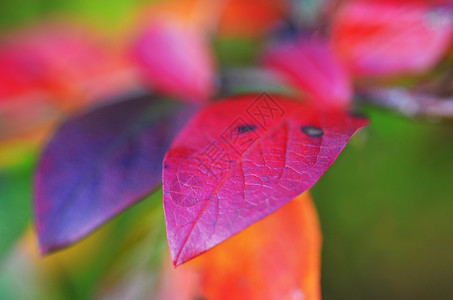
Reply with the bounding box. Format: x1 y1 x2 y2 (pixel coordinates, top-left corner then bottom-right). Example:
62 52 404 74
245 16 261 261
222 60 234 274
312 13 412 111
164 164 169 169
236 124 257 134
301 125 324 137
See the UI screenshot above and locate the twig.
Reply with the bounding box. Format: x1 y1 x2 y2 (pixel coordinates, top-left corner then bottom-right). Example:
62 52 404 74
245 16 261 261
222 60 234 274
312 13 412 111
356 87 453 119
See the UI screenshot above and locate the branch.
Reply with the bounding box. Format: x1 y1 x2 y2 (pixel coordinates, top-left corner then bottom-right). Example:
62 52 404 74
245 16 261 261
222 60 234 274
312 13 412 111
356 87 453 119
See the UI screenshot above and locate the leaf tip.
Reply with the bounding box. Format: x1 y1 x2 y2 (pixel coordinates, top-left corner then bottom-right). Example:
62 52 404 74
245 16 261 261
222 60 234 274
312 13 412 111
171 248 189 267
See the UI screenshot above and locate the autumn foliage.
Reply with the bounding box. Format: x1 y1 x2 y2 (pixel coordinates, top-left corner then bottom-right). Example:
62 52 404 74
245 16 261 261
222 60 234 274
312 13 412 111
1 0 452 299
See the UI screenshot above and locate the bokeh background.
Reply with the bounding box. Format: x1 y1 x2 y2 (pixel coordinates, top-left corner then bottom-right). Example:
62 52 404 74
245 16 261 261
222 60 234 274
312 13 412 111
1 0 453 299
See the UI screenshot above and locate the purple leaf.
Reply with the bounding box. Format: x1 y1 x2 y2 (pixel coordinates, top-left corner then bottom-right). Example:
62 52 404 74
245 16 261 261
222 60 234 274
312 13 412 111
35 91 198 254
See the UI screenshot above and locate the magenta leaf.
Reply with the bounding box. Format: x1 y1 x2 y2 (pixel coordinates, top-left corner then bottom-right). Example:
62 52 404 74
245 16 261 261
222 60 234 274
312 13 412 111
131 19 216 103
163 93 368 265
35 91 198 254
262 38 352 109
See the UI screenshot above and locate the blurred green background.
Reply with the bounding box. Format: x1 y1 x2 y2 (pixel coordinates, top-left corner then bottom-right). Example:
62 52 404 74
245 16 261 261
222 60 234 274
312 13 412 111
313 110 453 300
0 0 148 34
1 1 453 300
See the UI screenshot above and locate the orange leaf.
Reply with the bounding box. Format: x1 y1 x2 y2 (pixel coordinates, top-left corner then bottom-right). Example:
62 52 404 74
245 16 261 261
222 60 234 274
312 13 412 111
160 192 322 300
217 0 284 37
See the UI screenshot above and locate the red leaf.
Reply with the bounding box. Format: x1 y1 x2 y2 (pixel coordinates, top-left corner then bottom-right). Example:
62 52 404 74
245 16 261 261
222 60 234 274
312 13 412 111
262 39 352 109
131 19 216 102
35 92 198 254
163 93 367 265
330 0 453 77
0 24 127 108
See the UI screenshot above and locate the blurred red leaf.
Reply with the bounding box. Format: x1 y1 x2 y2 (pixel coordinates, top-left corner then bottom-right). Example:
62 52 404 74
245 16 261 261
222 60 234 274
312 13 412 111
330 0 453 77
262 38 352 109
0 23 129 109
131 18 216 102
163 93 367 265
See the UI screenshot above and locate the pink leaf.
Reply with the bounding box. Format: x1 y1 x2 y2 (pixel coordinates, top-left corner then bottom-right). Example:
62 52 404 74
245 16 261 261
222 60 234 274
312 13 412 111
131 19 216 103
262 38 352 109
163 93 368 265
330 0 453 77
